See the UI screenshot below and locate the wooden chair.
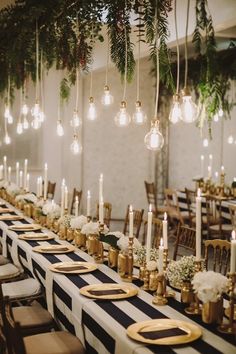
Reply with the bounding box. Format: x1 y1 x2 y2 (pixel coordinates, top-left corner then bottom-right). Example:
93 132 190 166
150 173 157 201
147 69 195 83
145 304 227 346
1 296 85 354
43 181 56 200
229 204 236 229
123 205 144 239
205 196 232 240
144 181 167 217
96 202 112 228
204 239 231 275
185 188 196 227
173 224 196 260
142 217 163 248
70 188 82 215
164 188 189 226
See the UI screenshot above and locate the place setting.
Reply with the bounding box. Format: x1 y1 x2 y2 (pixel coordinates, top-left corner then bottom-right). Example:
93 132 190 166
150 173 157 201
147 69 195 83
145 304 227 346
32 243 75 254
0 214 24 221
79 283 138 300
18 232 54 241
49 261 98 274
8 224 42 232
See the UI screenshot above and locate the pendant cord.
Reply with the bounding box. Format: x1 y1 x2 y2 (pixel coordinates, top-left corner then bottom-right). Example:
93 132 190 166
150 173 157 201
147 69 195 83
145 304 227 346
36 20 39 100
75 14 79 112
89 24 94 98
154 7 159 119
40 50 44 111
7 74 10 106
105 33 109 86
19 88 23 123
136 14 141 102
122 21 128 102
174 0 180 94
184 0 190 89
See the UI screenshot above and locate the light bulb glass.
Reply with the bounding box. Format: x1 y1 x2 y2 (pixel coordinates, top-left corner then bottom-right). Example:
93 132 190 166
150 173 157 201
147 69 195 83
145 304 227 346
132 102 147 125
227 135 234 144
180 95 197 123
144 121 164 151
203 138 209 147
169 96 182 124
23 117 29 129
4 133 11 145
70 136 82 155
213 113 219 122
39 111 46 123
70 110 82 128
31 118 41 130
31 103 40 117
101 86 114 106
56 121 64 136
4 107 10 119
16 122 23 135
114 102 131 127
87 101 97 121
7 114 14 124
22 103 29 116
218 108 223 117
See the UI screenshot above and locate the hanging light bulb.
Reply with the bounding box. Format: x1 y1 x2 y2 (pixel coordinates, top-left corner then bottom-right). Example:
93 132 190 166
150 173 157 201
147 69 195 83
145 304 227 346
101 85 114 106
203 138 209 147
180 88 198 123
144 120 164 151
4 106 13 124
169 94 182 124
31 101 40 118
87 97 97 121
132 101 147 125
39 111 46 123
114 101 131 127
70 110 82 128
213 113 219 122
23 116 29 130
16 122 23 135
70 134 82 155
31 117 41 130
21 103 29 116
218 108 223 117
56 120 64 137
4 133 11 145
227 135 234 144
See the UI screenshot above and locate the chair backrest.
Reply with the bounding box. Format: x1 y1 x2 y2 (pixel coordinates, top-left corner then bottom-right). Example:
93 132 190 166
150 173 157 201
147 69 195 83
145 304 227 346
141 217 163 247
229 204 236 229
70 188 82 215
204 239 231 275
144 181 157 215
123 205 144 239
96 202 112 228
164 188 184 224
173 224 196 260
47 181 56 200
185 188 196 226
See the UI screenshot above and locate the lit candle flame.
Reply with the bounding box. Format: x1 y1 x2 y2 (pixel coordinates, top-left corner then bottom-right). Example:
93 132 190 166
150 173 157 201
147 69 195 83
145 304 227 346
160 238 163 247
129 205 133 213
232 230 236 240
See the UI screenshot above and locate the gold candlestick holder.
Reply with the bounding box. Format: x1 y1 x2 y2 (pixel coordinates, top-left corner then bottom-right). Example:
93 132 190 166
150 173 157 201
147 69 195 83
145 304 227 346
118 236 134 282
218 273 236 334
163 249 168 271
141 266 150 291
152 273 168 306
162 249 175 298
92 223 104 263
185 260 202 315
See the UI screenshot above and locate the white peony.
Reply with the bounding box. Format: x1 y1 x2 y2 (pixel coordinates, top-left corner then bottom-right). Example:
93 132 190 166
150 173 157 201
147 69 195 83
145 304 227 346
42 201 61 218
35 199 45 208
192 270 228 303
117 235 141 252
6 183 21 197
81 221 109 236
15 193 37 204
70 215 88 230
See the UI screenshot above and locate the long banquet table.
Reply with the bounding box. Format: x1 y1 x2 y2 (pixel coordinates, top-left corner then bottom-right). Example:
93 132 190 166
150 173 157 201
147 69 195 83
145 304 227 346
0 198 235 354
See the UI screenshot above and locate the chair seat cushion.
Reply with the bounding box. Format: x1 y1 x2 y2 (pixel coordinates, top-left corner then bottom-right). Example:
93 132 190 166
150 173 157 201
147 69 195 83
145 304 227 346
24 331 85 354
210 224 232 232
2 278 41 299
12 305 53 329
0 255 10 265
0 263 21 280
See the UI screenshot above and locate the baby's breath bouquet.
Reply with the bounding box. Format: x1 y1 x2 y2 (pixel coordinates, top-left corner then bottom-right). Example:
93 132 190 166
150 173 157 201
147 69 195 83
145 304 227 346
167 256 196 288
133 246 159 265
58 214 72 228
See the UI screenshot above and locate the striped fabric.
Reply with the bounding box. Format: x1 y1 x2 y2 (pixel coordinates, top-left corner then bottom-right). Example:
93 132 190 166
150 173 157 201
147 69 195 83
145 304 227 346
0 199 235 354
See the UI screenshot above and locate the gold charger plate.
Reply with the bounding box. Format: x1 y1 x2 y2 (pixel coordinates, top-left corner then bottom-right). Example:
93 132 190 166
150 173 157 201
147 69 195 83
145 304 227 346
0 215 23 221
0 208 14 213
49 261 98 274
127 319 202 345
18 233 54 241
33 244 75 254
80 283 138 300
8 224 42 232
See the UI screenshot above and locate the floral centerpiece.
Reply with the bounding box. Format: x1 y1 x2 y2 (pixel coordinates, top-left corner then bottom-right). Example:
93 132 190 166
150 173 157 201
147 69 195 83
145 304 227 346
15 193 38 204
133 246 159 265
70 215 87 230
0 180 9 189
81 221 109 236
192 270 228 303
166 256 196 289
42 201 61 220
6 183 21 197
58 214 73 228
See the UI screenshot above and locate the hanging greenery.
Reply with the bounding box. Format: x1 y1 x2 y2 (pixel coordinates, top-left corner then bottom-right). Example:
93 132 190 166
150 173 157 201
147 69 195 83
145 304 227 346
0 0 235 131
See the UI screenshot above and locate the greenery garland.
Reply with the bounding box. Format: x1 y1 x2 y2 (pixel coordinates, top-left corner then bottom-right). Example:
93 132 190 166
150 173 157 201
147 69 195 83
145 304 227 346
0 0 235 130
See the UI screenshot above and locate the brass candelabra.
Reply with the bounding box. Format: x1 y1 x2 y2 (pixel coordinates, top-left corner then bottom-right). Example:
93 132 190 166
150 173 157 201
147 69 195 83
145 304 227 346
185 260 202 315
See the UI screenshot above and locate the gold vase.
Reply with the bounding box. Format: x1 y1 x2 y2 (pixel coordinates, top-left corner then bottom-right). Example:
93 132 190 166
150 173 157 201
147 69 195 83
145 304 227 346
52 219 60 233
24 203 33 218
117 252 128 276
40 215 47 227
58 225 67 240
87 234 99 255
108 247 119 268
66 228 74 241
202 297 223 324
181 281 195 304
74 230 86 248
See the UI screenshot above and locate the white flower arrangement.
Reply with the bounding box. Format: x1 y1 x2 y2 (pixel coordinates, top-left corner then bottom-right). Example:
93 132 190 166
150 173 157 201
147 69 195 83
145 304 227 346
0 180 9 189
105 231 124 239
192 270 228 303
42 201 61 219
15 193 37 204
133 246 159 265
70 215 88 230
81 221 109 236
166 256 196 288
35 199 45 208
117 235 141 253
58 214 73 228
146 260 157 271
6 183 21 197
